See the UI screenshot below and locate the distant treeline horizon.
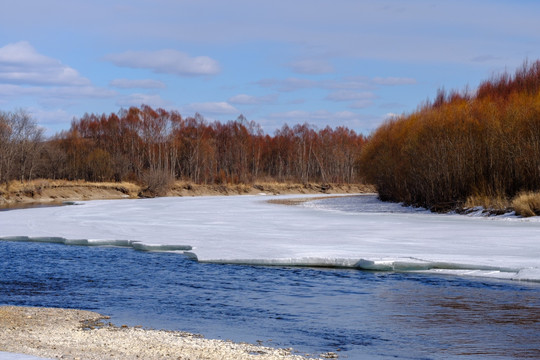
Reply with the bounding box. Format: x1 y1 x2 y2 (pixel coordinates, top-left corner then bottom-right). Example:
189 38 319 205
0 106 366 193
3 60 540 208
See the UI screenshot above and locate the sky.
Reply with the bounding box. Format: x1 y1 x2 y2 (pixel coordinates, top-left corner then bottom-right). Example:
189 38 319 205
1 0 540 137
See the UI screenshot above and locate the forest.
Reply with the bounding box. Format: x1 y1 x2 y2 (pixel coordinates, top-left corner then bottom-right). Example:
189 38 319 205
360 60 540 213
3 61 540 215
0 106 365 195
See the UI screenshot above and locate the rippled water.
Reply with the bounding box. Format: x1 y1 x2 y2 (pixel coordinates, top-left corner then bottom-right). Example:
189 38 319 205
1 197 540 359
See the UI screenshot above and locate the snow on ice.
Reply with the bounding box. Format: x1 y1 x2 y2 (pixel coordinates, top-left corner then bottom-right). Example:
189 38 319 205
1 194 539 282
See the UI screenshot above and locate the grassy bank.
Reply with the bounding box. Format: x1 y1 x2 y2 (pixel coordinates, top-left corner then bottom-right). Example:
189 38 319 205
463 191 540 217
0 179 374 206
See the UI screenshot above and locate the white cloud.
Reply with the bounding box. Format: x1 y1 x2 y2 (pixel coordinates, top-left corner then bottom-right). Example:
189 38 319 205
470 55 502 63
28 107 73 130
257 78 317 92
289 59 334 74
228 93 278 105
321 78 373 90
184 102 239 115
109 78 166 89
30 107 71 123
325 90 377 109
116 93 172 108
0 42 116 113
268 109 362 123
372 77 416 86
0 84 40 97
287 98 306 105
349 99 375 109
325 90 376 102
104 49 221 76
0 41 90 86
3 1 540 67
325 90 376 109
257 77 375 92
0 84 116 103
385 112 401 119
379 102 407 110
22 108 75 136
50 86 117 99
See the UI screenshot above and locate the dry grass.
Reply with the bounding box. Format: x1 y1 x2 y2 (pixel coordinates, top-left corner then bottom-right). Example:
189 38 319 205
1 178 373 206
464 191 540 217
170 181 374 196
464 194 511 211
0 179 141 200
512 191 540 217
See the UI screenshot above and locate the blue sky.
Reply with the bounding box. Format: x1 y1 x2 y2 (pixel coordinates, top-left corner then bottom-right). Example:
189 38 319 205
1 0 540 136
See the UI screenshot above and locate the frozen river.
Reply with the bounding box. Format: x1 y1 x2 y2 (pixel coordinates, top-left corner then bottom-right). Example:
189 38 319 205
1 194 540 281
1 195 540 358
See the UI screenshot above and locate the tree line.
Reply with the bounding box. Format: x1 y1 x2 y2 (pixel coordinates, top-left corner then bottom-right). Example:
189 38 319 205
1 106 366 192
0 109 45 185
8 60 539 207
360 60 540 210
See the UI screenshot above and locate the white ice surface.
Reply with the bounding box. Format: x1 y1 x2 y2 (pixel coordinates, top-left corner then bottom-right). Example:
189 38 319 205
1 194 540 282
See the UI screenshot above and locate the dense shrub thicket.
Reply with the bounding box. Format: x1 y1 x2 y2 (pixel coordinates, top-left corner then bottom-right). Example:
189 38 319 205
0 106 366 186
360 61 540 210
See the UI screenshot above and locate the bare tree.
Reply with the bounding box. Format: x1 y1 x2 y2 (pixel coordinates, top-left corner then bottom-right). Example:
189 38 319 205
0 109 44 185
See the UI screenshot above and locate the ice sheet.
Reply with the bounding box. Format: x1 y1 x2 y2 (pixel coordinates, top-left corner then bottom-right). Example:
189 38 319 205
1 194 540 282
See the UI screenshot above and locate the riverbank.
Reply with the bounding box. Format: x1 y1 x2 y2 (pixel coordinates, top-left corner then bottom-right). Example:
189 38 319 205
0 179 374 207
0 306 326 360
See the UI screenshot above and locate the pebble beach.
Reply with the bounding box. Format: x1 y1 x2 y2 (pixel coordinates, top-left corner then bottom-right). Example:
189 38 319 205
0 306 324 360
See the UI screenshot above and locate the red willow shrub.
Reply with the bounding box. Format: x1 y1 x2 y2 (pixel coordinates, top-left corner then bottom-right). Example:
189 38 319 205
360 60 540 210
34 105 366 185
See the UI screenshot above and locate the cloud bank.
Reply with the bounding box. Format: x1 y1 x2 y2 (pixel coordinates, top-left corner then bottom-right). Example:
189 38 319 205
104 49 221 76
185 102 239 115
109 78 166 89
0 41 90 86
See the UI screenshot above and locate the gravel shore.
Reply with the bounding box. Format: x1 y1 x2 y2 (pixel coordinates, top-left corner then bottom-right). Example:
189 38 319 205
0 306 324 360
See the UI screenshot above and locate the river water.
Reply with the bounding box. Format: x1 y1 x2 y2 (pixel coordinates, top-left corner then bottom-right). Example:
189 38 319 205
1 197 539 359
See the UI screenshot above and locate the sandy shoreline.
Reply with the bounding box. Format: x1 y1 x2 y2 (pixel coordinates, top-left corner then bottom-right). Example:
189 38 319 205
0 180 374 208
0 306 330 360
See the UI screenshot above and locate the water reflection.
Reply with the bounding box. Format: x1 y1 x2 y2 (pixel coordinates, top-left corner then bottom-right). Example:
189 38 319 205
377 274 540 358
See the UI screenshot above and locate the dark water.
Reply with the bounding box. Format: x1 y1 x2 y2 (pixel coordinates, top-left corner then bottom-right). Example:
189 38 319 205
303 194 426 214
1 240 540 359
